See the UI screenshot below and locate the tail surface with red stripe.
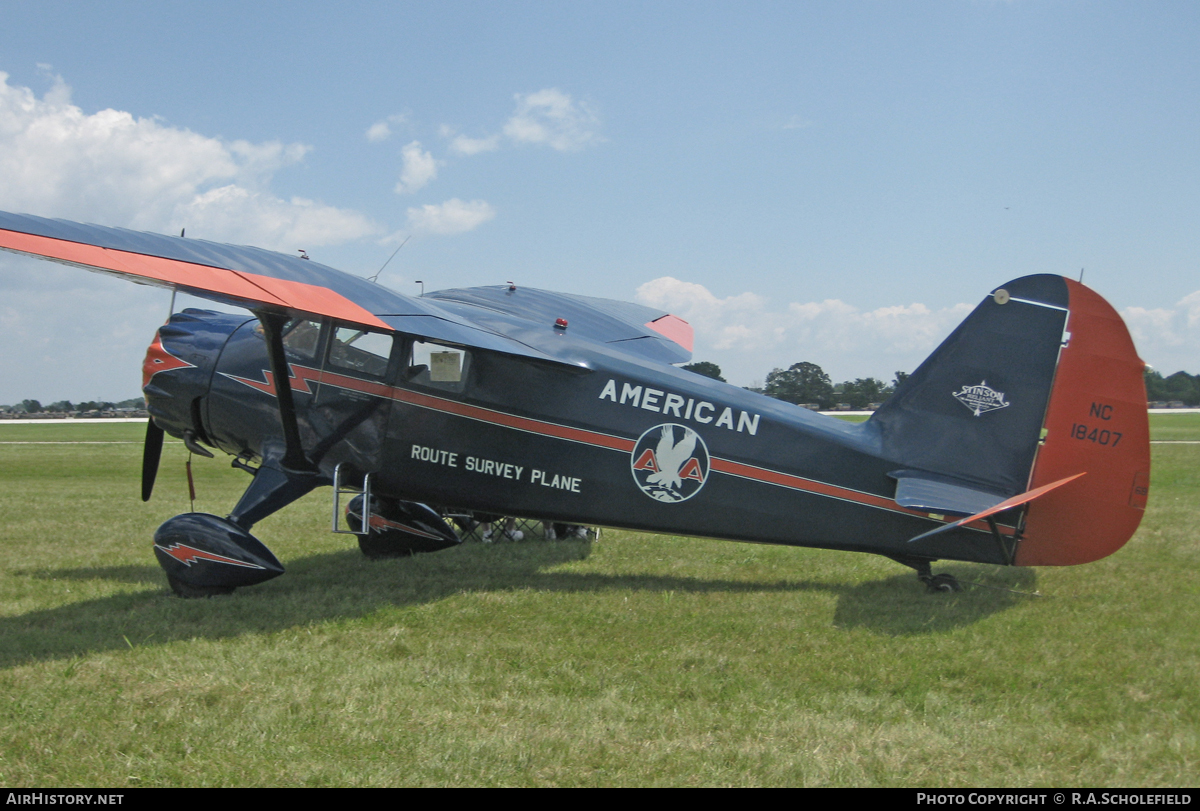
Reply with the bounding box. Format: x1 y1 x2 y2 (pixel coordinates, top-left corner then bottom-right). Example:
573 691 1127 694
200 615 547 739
1016 279 1149 566
871 275 1149 566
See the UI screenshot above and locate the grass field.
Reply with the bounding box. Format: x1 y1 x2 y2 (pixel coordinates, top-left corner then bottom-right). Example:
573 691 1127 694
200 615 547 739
0 417 1196 787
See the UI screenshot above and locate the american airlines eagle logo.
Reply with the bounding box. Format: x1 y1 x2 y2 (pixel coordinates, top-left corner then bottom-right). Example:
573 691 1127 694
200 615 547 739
630 423 710 503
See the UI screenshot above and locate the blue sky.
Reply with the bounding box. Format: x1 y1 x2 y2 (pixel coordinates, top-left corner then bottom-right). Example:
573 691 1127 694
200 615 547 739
1 1 1197 402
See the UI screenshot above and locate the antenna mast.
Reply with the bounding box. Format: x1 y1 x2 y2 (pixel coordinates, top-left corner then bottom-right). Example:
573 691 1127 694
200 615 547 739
370 236 410 283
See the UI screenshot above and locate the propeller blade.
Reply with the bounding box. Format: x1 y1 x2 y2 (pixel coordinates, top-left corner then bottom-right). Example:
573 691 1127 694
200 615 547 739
142 418 164 502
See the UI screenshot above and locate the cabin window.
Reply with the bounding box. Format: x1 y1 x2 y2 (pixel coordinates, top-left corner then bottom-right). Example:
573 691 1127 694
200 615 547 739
282 319 323 361
407 340 470 393
328 326 394 379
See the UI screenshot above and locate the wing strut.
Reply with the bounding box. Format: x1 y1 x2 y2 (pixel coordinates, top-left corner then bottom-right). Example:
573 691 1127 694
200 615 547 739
257 311 314 473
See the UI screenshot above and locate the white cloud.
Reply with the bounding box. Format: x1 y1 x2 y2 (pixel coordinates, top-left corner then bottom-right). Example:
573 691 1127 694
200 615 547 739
441 88 603 157
1122 291 1200 374
366 121 392 142
503 89 602 152
641 276 1200 385
1183 290 1200 329
393 141 440 194
449 133 501 156
366 113 409 143
636 277 776 351
1123 306 1179 345
179 187 381 250
406 198 495 235
225 139 310 182
0 71 378 249
0 71 386 402
636 276 973 385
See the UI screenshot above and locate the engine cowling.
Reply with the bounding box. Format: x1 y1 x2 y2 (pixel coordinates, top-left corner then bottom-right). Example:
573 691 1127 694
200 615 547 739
142 309 253 443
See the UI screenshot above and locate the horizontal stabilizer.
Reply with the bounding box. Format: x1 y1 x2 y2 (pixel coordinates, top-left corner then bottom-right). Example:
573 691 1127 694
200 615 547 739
890 469 1009 516
907 472 1086 544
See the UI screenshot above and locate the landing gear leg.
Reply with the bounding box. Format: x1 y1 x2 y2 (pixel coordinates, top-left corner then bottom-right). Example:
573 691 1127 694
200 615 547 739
153 310 324 598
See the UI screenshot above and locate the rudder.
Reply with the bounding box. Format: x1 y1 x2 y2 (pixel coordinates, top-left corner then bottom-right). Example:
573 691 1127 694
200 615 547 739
1016 279 1149 565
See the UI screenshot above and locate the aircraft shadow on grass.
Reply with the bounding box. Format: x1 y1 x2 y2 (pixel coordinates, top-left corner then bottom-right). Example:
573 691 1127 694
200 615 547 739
3 541 1039 668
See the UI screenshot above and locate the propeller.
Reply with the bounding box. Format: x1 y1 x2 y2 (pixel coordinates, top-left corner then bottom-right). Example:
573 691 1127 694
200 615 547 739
141 418 164 502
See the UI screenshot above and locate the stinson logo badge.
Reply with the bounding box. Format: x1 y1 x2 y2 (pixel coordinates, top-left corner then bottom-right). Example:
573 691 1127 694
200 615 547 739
953 381 1010 417
631 423 710 503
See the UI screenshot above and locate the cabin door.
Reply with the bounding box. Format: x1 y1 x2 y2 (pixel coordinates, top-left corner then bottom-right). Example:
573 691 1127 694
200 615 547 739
285 319 397 479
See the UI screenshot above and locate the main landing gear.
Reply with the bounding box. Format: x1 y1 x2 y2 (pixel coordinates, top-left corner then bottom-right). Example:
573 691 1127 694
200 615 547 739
151 454 319 598
154 512 285 598
344 494 461 558
151 455 463 597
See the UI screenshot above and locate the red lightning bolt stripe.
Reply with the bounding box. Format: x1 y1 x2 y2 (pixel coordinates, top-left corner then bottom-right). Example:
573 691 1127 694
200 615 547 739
222 366 316 396
367 515 447 540
142 335 196 389
154 542 265 569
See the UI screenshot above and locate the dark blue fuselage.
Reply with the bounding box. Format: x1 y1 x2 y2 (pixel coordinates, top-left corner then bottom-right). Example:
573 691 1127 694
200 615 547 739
146 301 1019 567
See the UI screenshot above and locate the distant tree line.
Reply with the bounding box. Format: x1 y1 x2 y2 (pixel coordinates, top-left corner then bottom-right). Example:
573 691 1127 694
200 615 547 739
0 398 145 414
1144 370 1200 406
685 360 909 410
757 362 910 410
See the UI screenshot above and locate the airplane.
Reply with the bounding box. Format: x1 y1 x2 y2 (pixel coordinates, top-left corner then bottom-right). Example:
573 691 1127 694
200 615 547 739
0 211 1150 597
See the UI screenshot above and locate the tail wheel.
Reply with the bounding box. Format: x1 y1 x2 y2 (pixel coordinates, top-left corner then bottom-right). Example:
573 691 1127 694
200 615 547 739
923 573 962 593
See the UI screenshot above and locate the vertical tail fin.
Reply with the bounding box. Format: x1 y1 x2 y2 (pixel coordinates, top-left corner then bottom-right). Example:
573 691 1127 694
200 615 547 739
872 275 1071 496
871 275 1149 566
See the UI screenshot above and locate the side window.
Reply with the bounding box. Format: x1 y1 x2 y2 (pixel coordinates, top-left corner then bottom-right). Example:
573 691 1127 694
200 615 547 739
407 340 471 394
328 327 394 379
282 319 323 362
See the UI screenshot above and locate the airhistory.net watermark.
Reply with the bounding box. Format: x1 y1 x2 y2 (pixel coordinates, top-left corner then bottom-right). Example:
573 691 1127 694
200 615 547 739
6 795 123 805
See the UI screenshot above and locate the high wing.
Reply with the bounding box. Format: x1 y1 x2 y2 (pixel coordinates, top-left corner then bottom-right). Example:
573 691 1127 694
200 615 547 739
0 212 692 366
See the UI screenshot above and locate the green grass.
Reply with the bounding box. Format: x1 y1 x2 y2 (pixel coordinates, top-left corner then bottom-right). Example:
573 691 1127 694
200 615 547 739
0 419 1196 786
1147 412 1200 441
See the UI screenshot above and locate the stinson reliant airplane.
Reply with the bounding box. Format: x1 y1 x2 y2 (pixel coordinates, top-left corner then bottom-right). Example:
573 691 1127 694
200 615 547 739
0 211 1149 596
